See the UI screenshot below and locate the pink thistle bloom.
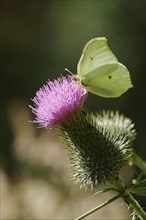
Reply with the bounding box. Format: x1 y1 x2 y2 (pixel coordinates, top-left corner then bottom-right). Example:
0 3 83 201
30 75 87 128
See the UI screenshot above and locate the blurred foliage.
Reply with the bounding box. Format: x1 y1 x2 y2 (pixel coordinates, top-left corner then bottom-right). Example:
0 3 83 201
0 0 146 204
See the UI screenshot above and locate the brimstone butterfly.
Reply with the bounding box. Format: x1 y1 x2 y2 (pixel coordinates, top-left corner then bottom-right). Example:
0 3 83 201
77 37 133 98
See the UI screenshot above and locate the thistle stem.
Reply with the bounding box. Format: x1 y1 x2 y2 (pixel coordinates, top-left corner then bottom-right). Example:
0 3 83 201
111 178 146 220
124 193 146 220
131 152 146 174
75 193 121 220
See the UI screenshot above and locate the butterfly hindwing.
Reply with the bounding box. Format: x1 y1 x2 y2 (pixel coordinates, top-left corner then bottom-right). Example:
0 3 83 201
82 63 133 98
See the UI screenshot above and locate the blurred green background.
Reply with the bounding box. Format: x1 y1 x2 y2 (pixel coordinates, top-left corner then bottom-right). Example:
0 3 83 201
1 0 146 219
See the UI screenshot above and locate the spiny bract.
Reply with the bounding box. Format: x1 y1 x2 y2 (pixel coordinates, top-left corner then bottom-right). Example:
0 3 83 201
58 110 136 189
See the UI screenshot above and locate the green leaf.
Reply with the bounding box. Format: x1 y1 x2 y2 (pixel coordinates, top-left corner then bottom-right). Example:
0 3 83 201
132 179 146 188
131 187 146 196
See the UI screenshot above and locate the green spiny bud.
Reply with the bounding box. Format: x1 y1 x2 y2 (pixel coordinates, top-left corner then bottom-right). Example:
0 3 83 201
57 110 136 189
95 111 136 144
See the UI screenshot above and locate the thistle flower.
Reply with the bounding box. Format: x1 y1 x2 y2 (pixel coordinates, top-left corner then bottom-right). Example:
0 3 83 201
29 74 136 190
29 75 87 128
58 110 136 189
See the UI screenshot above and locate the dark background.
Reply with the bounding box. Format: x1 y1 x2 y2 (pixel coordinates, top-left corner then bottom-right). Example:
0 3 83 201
1 1 146 219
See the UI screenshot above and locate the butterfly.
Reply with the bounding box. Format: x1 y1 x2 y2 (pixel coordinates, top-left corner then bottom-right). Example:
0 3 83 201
76 37 133 98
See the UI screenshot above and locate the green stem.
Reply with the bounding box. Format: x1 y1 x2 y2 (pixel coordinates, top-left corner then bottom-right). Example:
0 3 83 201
76 177 146 220
124 193 146 220
110 177 125 191
111 178 146 220
75 193 121 220
131 152 146 174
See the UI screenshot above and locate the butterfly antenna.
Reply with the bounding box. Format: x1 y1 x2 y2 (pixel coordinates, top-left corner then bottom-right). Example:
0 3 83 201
65 68 73 75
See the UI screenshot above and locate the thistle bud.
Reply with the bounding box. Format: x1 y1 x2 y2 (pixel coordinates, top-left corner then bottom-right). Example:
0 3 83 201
95 111 136 144
58 110 136 189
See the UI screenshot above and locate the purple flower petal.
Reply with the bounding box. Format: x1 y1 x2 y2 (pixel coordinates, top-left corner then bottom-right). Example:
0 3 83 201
29 75 87 128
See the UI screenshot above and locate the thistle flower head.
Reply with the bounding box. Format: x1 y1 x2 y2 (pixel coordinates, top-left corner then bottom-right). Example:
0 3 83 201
58 110 136 189
30 75 87 128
